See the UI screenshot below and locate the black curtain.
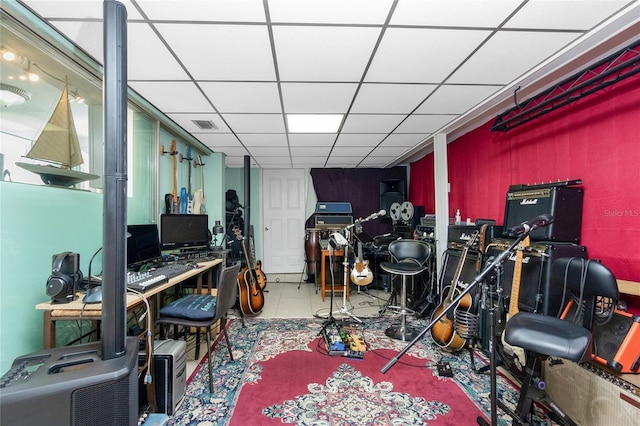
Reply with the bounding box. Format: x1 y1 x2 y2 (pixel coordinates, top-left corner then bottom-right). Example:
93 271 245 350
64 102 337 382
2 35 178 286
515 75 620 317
309 167 407 237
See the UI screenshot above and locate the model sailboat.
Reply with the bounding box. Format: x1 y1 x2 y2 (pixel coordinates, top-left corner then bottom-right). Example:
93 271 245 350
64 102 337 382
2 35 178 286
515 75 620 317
16 83 99 186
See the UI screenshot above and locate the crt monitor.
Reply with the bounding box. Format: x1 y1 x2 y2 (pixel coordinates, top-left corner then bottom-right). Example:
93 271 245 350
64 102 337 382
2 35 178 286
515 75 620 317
127 224 162 267
160 214 210 250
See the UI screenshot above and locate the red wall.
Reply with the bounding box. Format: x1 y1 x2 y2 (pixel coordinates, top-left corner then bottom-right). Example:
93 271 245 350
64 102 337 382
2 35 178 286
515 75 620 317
410 75 640 294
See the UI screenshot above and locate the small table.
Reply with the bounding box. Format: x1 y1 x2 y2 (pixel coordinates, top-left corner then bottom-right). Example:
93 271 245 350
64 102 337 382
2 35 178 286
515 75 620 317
320 249 349 302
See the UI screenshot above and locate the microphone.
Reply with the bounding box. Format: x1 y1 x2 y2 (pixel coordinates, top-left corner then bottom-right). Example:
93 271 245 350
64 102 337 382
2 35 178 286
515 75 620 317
507 214 554 237
359 209 386 223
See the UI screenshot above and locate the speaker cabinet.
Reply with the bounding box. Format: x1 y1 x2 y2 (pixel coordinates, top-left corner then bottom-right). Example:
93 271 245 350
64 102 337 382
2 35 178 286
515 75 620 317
544 360 640 426
440 248 482 303
380 179 405 213
484 238 586 316
503 186 583 243
592 310 640 373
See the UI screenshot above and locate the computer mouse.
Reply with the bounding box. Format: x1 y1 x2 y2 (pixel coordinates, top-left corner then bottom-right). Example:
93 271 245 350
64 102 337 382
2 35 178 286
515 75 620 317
83 286 103 304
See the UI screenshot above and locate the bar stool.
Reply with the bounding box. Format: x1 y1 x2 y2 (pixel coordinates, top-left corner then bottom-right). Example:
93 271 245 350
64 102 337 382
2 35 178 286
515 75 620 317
380 239 431 341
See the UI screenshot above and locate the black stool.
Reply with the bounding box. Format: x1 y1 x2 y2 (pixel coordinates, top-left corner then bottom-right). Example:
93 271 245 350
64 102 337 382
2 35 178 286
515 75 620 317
380 239 431 341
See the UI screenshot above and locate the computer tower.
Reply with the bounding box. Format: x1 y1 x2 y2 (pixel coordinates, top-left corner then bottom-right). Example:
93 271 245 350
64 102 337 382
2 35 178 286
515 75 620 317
139 340 187 415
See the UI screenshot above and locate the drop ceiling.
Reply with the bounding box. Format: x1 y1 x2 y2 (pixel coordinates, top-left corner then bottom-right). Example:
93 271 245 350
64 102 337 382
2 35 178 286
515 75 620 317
16 0 640 168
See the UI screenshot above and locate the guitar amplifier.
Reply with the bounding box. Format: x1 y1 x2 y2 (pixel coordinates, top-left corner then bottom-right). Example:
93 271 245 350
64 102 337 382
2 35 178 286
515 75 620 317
592 310 640 373
315 202 352 214
447 224 503 252
484 238 586 316
439 248 482 303
503 186 583 243
315 214 353 229
544 360 640 426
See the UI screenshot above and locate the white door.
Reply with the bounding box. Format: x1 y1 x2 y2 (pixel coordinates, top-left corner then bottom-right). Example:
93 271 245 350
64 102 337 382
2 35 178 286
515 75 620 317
262 169 306 274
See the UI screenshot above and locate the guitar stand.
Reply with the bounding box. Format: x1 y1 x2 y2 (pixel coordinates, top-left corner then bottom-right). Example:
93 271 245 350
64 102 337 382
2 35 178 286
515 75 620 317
380 233 531 426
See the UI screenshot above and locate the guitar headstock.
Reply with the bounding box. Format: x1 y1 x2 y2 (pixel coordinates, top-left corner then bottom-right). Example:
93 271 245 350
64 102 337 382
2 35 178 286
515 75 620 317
232 226 244 240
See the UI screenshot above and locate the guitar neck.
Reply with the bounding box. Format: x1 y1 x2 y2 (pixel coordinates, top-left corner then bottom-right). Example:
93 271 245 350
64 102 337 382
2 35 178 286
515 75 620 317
507 236 529 318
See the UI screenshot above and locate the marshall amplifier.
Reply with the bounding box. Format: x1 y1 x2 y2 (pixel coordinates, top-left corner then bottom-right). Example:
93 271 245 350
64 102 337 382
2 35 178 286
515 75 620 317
503 186 583 243
447 224 503 252
439 248 483 303
484 238 587 316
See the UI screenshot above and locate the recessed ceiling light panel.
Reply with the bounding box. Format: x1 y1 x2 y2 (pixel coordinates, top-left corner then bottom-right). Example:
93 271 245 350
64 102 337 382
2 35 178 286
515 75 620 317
287 114 343 133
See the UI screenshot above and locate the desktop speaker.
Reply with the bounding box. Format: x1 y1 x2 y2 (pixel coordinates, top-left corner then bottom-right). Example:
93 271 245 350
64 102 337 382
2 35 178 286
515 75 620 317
46 252 83 303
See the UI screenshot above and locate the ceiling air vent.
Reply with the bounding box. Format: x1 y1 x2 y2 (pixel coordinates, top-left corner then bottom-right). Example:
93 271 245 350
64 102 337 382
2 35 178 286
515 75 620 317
192 119 218 130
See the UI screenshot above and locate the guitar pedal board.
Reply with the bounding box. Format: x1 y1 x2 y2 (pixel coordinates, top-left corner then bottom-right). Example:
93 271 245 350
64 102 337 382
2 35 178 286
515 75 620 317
321 323 366 359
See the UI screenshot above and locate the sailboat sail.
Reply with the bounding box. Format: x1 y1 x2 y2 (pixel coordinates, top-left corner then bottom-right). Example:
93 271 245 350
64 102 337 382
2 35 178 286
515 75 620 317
25 84 83 168
17 82 98 186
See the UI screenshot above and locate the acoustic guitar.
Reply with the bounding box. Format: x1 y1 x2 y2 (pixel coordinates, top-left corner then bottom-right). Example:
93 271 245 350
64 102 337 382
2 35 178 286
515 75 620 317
350 240 373 286
500 236 530 369
233 227 264 315
430 231 479 351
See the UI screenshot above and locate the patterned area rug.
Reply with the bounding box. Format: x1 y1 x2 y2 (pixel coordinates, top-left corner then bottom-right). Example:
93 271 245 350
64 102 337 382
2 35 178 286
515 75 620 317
168 318 555 425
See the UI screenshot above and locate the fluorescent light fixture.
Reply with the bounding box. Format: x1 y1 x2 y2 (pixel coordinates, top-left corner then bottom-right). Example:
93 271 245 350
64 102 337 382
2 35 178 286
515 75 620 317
287 114 343 133
0 83 31 107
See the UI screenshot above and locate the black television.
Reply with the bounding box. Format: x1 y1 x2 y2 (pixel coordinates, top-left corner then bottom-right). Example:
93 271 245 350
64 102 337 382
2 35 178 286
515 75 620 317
160 214 210 251
127 224 162 268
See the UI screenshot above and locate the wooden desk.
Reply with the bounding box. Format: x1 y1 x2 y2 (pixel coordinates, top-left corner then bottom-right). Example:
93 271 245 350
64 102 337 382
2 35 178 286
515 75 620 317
320 249 349 302
35 259 222 348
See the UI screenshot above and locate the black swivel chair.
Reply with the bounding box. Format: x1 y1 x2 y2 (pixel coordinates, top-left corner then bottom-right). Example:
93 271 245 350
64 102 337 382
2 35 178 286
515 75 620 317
502 257 619 425
156 261 241 393
380 239 431 341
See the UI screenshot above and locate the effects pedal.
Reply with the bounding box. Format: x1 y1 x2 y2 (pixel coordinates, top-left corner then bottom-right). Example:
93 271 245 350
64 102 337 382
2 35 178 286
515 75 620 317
437 360 453 377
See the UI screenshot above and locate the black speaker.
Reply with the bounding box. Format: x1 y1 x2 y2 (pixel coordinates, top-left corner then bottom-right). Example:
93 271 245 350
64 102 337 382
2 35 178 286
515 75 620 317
485 238 586 316
380 179 405 213
503 186 584 243
46 252 82 304
439 248 483 303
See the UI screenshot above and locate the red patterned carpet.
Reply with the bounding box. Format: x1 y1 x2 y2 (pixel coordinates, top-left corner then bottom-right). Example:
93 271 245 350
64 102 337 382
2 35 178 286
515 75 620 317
170 318 554 425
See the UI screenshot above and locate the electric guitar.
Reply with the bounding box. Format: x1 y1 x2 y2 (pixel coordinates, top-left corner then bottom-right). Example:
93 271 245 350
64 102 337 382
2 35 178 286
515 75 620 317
430 231 479 351
500 236 530 368
193 155 206 214
248 232 267 291
350 240 373 286
186 146 194 214
170 140 179 214
233 227 264 315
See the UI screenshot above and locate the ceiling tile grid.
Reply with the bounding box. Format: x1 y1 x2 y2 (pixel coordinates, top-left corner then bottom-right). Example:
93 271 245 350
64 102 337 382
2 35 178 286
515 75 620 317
16 0 639 168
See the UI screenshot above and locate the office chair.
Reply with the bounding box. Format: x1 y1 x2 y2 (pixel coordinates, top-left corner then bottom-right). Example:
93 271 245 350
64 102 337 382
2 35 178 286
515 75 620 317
502 257 618 425
156 261 241 393
380 239 431 341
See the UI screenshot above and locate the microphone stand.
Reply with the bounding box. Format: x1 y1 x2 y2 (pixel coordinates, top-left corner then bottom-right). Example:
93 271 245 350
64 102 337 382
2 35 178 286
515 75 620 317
381 231 531 426
333 225 362 323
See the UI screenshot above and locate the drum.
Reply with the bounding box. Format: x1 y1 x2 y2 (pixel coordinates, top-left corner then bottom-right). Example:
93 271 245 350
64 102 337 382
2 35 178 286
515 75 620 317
305 228 322 275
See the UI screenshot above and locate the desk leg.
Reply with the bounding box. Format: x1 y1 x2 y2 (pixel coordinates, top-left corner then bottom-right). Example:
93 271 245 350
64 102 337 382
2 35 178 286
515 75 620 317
43 311 55 349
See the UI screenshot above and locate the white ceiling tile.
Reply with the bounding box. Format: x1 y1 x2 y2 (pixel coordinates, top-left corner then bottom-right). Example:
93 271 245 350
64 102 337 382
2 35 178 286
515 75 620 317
341 114 404 133
335 134 386 147
380 133 427 147
330 146 372 157
448 31 581 84
273 26 381 81
351 83 437 114
166 113 230 133
325 157 361 168
128 23 190 80
390 0 522 27
221 114 286 133
358 157 395 167
415 85 502 114
290 146 332 156
155 23 276 81
130 81 215 112
136 0 266 22
371 146 409 157
288 134 337 146
238 133 288 147
210 146 249 157
268 0 394 24
199 82 282 113
255 157 293 167
248 146 290 156
192 133 240 146
394 115 456 134
366 28 492 83
281 83 358 113
504 0 633 30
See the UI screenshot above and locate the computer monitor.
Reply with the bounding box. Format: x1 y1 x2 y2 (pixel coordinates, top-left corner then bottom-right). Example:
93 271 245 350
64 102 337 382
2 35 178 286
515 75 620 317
160 214 210 251
127 224 162 267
